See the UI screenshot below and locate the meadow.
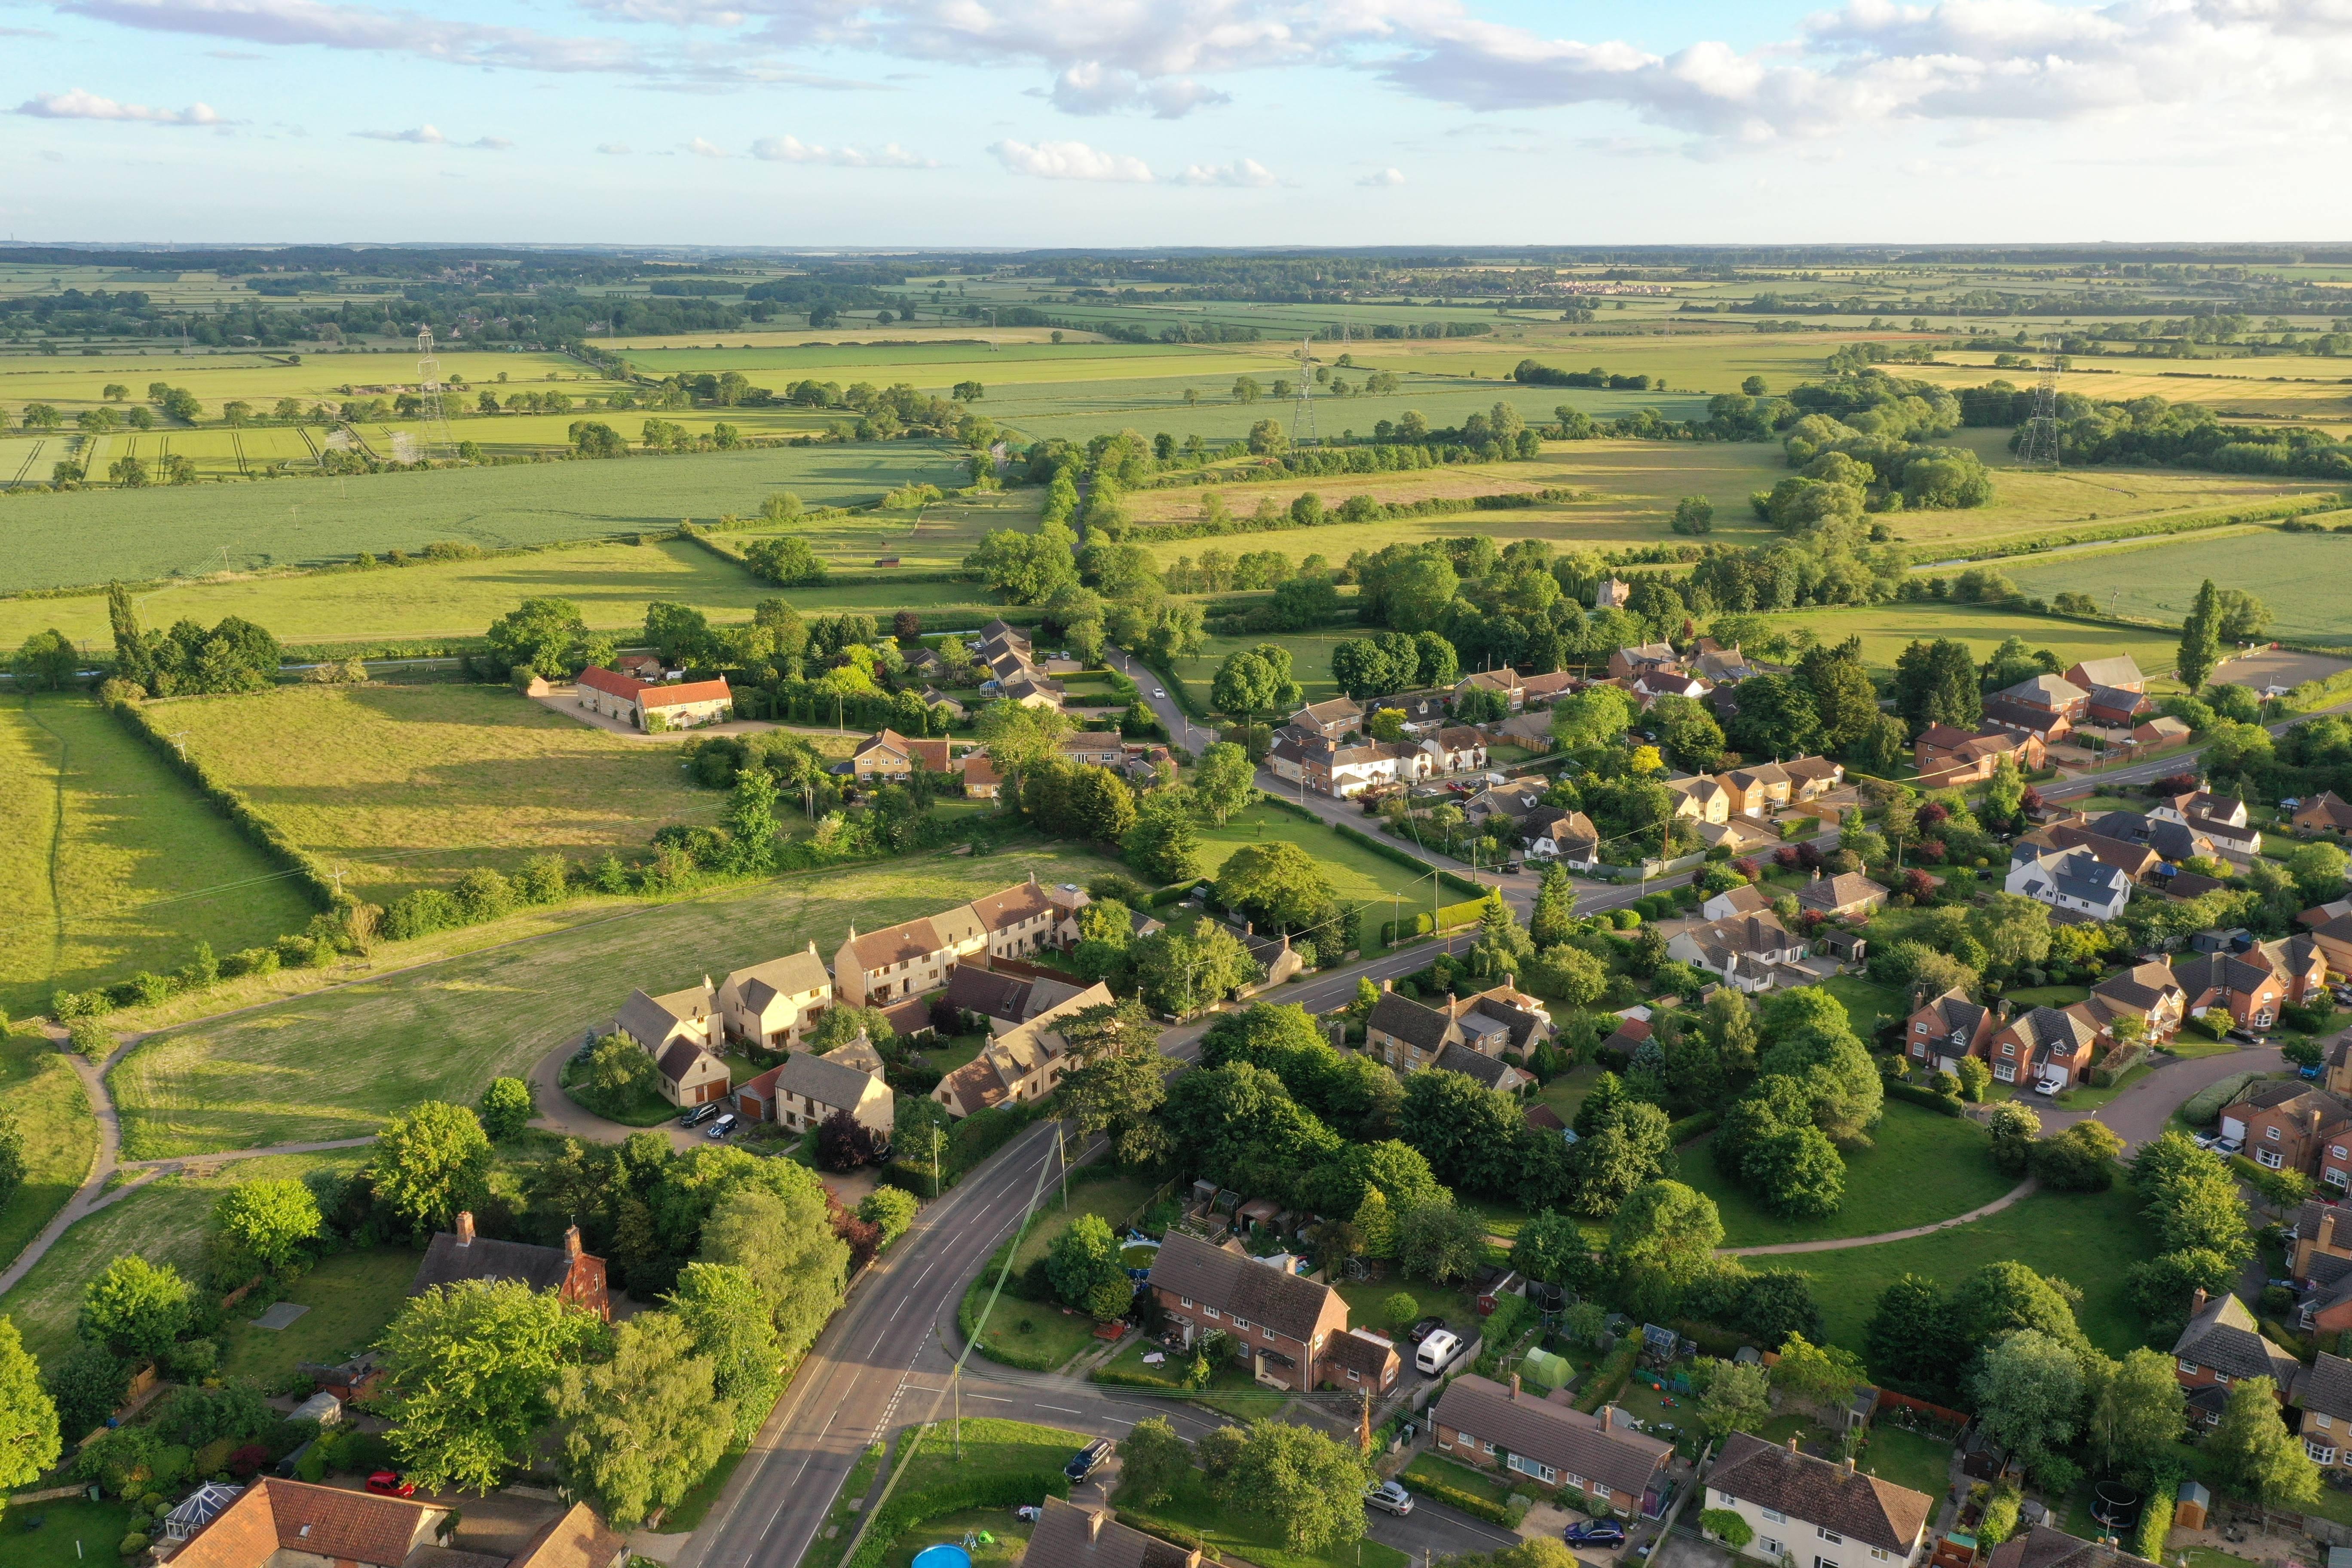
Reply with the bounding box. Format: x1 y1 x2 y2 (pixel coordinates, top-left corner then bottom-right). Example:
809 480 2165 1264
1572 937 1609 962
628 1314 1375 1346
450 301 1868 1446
0 697 321 1019
1163 630 1355 711
0 440 969 591
151 683 723 902
1997 526 2352 648
0 1031 100 1280
1744 602 2184 683
1193 802 1442 910
0 346 591 409
105 841 1121 1159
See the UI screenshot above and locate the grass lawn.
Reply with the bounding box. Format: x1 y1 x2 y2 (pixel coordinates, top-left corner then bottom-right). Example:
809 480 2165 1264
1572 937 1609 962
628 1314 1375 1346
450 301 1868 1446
1786 1181 2153 1363
151 682 725 902
1194 802 1438 911
0 1495 137 1568
558 1054 679 1127
1537 1063 1605 1125
1611 1377 1703 1457
218 1246 418 1387
963 1168 1159 1372
0 1148 369 1369
806 1441 888 1568
2004 985 2092 1009
1856 1423 1954 1501
0 695 322 1020
925 1032 988 1075
0 1034 98 1280
2046 1062 2152 1112
879 1508 1031 1568
1686 1100 2015 1248
1402 1451 1513 1505
107 841 1122 1159
1165 631 1354 714
1090 1337 1267 1418
1821 977 1903 1038
1121 1463 1412 1568
1335 1279 1477 1339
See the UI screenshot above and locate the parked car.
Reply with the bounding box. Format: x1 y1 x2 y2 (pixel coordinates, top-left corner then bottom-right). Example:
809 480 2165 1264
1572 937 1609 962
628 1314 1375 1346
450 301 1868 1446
1406 1316 1446 1344
1365 1482 1415 1516
2193 1133 2221 1150
680 1103 722 1128
1415 1329 1461 1375
1065 1439 1113 1484
2216 1136 2245 1156
366 1472 417 1498
1565 1520 1627 1547
705 1113 739 1140
2303 1065 2325 1081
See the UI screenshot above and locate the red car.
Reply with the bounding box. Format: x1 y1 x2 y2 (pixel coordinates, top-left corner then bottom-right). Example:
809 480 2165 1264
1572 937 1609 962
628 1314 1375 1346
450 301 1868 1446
366 1472 417 1498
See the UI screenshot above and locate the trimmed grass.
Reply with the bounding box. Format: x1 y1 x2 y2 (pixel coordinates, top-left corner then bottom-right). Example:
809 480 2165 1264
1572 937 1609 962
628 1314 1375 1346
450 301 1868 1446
1536 1063 1605 1125
0 1148 369 1369
964 1168 1158 1372
1821 976 1903 1039
1335 1280 1478 1340
2004 985 2092 1009
1166 631 1354 713
108 842 1122 1159
1403 1450 1513 1505
152 682 723 903
1194 802 1436 910
1684 1100 2016 1248
808 1441 888 1568
1121 1464 1411 1568
218 1246 418 1387
1786 1181 2153 1361
1749 604 2185 688
879 1508 1029 1568
0 695 321 1019
1 1495 137 1568
1856 1423 1953 1501
0 1034 99 1280
1999 527 2352 649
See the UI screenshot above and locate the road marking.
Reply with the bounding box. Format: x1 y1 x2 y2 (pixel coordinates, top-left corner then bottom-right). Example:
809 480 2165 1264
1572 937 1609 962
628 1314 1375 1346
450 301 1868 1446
1038 1404 1084 1414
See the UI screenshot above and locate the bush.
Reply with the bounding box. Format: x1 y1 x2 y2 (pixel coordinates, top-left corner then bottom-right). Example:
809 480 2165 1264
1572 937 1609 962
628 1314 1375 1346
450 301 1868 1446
1404 1465 1516 1526
119 1535 150 1559
2181 1070 2262 1126
1885 1081 1965 1117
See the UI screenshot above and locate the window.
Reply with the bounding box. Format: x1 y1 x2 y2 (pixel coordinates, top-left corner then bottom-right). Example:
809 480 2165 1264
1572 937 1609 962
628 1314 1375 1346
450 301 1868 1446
2335 1148 2348 1161
2179 1359 2199 1376
1819 1529 1844 1544
1816 1557 1839 1568
1456 1431 1475 1449
2260 1148 2285 1170
1180 1297 1192 1309
2309 1440 2338 1467
1914 1022 1928 1035
2319 1414 2334 1430
1233 1317 1252 1332
2268 1126 2283 1142
2001 1042 2015 1057
1758 1542 1783 1560
1484 1441 1498 1455
1204 1307 1219 1319
1717 1492 1736 1507
1872 1553 1890 1562
1761 1510 1785 1525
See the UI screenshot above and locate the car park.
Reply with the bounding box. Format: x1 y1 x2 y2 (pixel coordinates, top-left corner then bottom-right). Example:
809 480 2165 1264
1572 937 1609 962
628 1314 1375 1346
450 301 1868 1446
1565 1521 1626 1547
1066 1439 1113 1484
705 1113 739 1139
1365 1481 1414 1516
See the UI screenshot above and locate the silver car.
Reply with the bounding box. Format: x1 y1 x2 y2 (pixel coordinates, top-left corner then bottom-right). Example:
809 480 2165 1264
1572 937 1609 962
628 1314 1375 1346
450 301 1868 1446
1365 1482 1414 1516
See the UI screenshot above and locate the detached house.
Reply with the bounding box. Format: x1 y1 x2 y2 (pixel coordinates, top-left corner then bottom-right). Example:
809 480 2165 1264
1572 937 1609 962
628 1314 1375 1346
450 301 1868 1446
1667 775 1733 825
1286 696 1365 741
2005 847 2131 922
1363 978 1551 1088
2216 1081 2352 1176
1905 986 1997 1072
1988 1525 2162 1568
2293 792 2352 837
1705 1431 1933 1568
1716 763 1794 818
1666 912 1814 993
737 1044 894 1138
1430 1373 1673 1514
931 981 1116 1117
851 728 949 781
714 944 832 1051
1914 723 2046 789
1147 1233 1372 1392
1021 1498 1207 1568
1456 669 1527 711
1528 810 1601 866
1986 1005 2101 1093
2173 1288 2301 1426
2065 655 2146 694
156 1478 630 1568
1795 871 1888 921
2175 933 2327 1032
576 666 734 730
616 981 732 1106
2295 1352 2352 1470
2079 959 2187 1045
409 1211 610 1320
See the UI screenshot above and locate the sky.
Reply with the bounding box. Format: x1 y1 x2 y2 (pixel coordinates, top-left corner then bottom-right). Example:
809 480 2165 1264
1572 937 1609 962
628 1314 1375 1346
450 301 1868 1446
3 0 2350 247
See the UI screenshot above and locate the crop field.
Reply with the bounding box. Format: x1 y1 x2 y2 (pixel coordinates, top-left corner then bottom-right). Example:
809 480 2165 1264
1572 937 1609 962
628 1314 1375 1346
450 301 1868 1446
1997 525 2352 647
0 441 969 591
0 1031 100 1283
1753 602 2184 683
617 338 1265 384
0 697 322 1019
0 1148 369 1369
106 841 1122 1159
1908 354 2352 427
156 683 723 901
0 347 592 409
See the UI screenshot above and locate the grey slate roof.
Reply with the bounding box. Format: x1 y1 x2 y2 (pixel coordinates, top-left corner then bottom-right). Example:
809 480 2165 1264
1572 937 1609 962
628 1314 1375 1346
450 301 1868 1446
1368 990 1453 1051
1708 1430 1933 1553
2299 1351 2352 1420
1147 1232 1338 1345
1432 1373 1672 1496
1022 1498 1197 1568
1433 1041 1518 1090
776 1049 881 1112
410 1233 578 1298
1987 1523 2162 1568
2171 1290 2302 1385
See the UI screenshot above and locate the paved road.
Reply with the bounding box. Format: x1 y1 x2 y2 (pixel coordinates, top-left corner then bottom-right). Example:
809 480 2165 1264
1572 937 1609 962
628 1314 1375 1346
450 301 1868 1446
2040 1041 2287 1149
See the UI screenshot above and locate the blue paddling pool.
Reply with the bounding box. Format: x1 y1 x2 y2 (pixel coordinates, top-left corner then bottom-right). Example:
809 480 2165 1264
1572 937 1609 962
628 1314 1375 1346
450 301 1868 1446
913 1546 974 1568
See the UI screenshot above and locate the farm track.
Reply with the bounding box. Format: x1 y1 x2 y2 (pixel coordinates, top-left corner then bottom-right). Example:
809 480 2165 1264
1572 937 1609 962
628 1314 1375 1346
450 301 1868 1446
5 438 43 488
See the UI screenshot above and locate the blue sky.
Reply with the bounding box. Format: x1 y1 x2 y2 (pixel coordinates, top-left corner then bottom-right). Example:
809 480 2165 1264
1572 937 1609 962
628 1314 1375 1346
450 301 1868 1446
3 0 2348 245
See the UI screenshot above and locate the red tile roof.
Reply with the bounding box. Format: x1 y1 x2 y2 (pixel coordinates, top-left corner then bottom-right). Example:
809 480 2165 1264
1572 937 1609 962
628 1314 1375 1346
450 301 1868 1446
640 677 732 708
577 666 644 698
174 1479 442 1568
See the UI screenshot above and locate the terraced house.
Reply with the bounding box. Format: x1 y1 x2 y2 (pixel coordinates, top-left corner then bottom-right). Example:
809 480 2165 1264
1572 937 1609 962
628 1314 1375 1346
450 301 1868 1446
1705 1431 1933 1568
833 875 1088 1005
1430 1373 1673 1513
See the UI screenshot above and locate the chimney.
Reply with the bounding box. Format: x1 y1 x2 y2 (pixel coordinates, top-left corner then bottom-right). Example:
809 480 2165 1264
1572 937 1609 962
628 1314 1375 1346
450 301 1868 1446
1087 1509 1106 1543
456 1211 475 1246
1381 978 1393 992
1504 973 1516 992
1029 870 1040 886
564 1224 584 1259
1841 1456 1856 1479
2191 1287 2209 1315
1510 1373 1521 1400
1787 1434 1799 1455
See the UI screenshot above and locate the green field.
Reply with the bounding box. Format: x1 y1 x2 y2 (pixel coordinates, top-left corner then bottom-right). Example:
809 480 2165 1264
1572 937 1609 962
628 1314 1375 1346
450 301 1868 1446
1195 803 1438 912
2 1495 136 1568
1788 1181 2152 1362
152 683 723 901
1752 603 2185 685
0 441 970 592
1164 631 1354 713
0 1033 99 1278
0 1148 368 1370
0 696 322 1018
218 1245 417 1386
1687 1100 2015 1248
1999 526 2352 649
106 841 1121 1159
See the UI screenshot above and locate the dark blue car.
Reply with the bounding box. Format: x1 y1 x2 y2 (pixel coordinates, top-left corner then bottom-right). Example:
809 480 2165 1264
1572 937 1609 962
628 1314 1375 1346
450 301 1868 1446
1564 1521 1626 1547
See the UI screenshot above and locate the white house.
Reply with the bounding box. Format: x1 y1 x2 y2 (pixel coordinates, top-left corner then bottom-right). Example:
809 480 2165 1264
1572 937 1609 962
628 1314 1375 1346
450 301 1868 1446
1706 1431 1933 1568
2005 846 2131 921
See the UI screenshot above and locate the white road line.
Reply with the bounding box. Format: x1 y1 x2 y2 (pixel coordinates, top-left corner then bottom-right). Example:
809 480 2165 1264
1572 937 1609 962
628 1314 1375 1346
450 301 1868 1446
1038 1405 1084 1415
968 1393 1014 1402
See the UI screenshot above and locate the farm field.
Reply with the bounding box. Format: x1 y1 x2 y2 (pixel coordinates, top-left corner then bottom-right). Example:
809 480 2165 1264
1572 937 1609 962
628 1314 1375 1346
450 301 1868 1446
1194 802 1439 910
0 1032 100 1280
0 1147 368 1369
1687 1101 2015 1248
153 683 723 902
1998 526 2352 648
1163 630 1354 712
0 441 969 592
0 346 592 407
617 338 1268 386
1750 603 2184 684
106 840 1121 1159
0 697 321 1019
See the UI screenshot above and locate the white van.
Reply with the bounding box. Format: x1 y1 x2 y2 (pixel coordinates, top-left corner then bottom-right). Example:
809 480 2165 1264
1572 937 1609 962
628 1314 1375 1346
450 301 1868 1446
1415 1329 1461 1375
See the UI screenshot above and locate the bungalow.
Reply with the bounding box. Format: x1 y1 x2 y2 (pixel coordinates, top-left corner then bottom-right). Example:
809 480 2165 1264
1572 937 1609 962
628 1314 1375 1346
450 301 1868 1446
1795 871 1888 921
1702 883 1775 923
409 1211 610 1320
1905 986 1997 1072
920 687 968 723
1716 763 1794 818
738 1044 894 1137
1487 712 1558 753
2065 655 2146 694
1145 1232 1357 1392
714 943 833 1051
2294 792 2352 836
2175 933 2327 1032
2134 716 2193 750
1430 1373 1672 1513
1705 1430 1933 1568
1914 723 2045 789
1528 810 1601 866
1060 732 1129 768
1628 668 1713 707
1456 668 1526 712
931 981 1117 1117
2005 848 2131 922
2017 820 2163 883
2174 1288 2301 1425
851 728 949 781
2216 1081 2352 1176
1286 696 1365 741
997 675 1068 710
1666 912 1814 993
1986 1005 2101 1092
1363 977 1554 1080
1697 816 1780 857
1323 1327 1405 1394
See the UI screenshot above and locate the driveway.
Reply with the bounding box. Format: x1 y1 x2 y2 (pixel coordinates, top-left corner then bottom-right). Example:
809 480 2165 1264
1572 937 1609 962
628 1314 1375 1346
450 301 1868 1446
2040 1042 2285 1149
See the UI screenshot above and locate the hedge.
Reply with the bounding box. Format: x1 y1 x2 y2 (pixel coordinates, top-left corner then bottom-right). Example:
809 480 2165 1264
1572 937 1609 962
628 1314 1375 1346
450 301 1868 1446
1902 493 2342 568
1436 897 1488 931
1131 484 1583 542
1401 1464 1517 1526
2181 1069 2263 1126
1146 879 1207 909
1885 1081 1966 1117
1575 1339 1640 1413
2134 1478 2175 1562
846 1470 1072 1568
1666 1110 1721 1145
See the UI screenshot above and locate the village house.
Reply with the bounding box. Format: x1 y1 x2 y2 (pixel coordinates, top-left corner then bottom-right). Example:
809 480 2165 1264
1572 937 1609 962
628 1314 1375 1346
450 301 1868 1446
1795 871 1888 921
1716 763 1794 818
2174 1288 2301 1427
1626 668 1713 707
962 751 1003 799
1705 1430 1933 1568
941 964 1091 1031
2085 686 2155 727
1519 670 1580 707
2065 655 2146 694
2294 792 2352 836
1783 756 1847 801
1369 689 1453 731
162 1478 626 1568
1020 1498 1202 1568
714 943 833 1051
2309 913 2352 978
1528 810 1601 866
2175 932 2327 1032
2015 820 2164 884
2295 1351 2352 1470
2293 1200 2352 1333
2005 847 2132 921
1607 641 1682 683
1667 775 1733 824
1467 781 1549 827
2217 1081 2352 1176
616 982 733 1106
1455 668 1526 711
919 687 968 723
1426 725 1490 773
1905 987 1999 1073
1146 1232 1370 1392
1984 674 2089 742
1666 912 1815 993
997 675 1068 710
1430 1373 1673 1512
932 981 1117 1117
2078 959 2187 1045
1286 696 1366 741
1693 638 1758 685
850 728 949 781
1913 723 2046 789
1060 731 1129 768
736 1044 894 1138
1266 735 1431 798
575 666 734 730
1697 816 1779 857
1986 1005 2101 1093
409 1211 610 1320
833 913 970 1007
1703 883 1775 923
1363 978 1553 1085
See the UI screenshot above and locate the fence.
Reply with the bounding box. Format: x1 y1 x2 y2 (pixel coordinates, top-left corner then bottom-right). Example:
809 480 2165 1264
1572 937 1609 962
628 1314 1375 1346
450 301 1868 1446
1871 1387 1972 1427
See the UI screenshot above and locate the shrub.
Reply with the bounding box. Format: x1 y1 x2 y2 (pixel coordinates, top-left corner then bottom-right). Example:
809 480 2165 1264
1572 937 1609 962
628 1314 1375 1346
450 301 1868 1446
2135 1478 2175 1561
1702 1509 1754 1549
2181 1070 2262 1125
119 1535 150 1559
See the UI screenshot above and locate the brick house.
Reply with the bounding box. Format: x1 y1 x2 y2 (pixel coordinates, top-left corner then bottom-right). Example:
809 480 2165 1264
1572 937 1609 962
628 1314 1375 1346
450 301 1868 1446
962 752 1003 799
2085 686 2155 727
1456 668 1527 711
1322 1326 1404 1394
1667 775 1733 824
2173 1289 2300 1426
2294 1351 2352 1470
1286 696 1366 741
1363 978 1553 1079
1705 1430 1933 1568
1519 671 1580 707
2175 934 2327 1032
1430 1373 1672 1512
1986 673 2089 732
1905 986 1997 1072
2064 655 2146 694
851 728 949 781
160 1478 546 1568
714 943 832 1050
2078 959 2187 1046
2293 792 2352 836
1146 1233 1353 1392
2217 1081 2352 1175
2135 716 2193 749
1913 723 2046 789
1716 763 1793 818
1986 1005 2101 1091
409 1211 610 1320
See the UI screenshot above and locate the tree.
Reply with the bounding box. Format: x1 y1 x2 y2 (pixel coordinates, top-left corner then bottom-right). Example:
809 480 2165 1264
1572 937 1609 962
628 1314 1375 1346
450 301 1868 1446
1988 1102 2041 1176
1192 742 1257 825
213 1179 322 1273
724 768 783 873
1983 753 2026 830
2288 841 2352 909
1123 793 1204 883
1398 1200 1486 1286
12 629 79 691
1215 1420 1370 1553
78 1256 192 1360
1951 1261 2086 1359
550 1311 730 1528
2031 1121 2124 1191
1607 1182 1722 1318
380 1279 604 1492
1131 920 1259 1015
1703 1510 1756 1550
1863 1274 1965 1402
816 1108 884 1171
373 1101 493 1235
1058 1050 1169 1169
1971 1329 2083 1465
1047 1213 1129 1317
1698 1357 1772 1439
1118 1417 1192 1508
0 1315 61 1496
2084 1346 2187 1481
484 597 591 679
1671 496 1715 535
1772 1334 1869 1419
664 1262 781 1441
1529 864 1579 949
2207 1376 2320 1506
1511 1211 1590 1289
477 1076 536 1141
859 1186 918 1249
1211 649 1283 732
697 1170 850 1358
1383 1292 1422 1332
2178 579 2223 692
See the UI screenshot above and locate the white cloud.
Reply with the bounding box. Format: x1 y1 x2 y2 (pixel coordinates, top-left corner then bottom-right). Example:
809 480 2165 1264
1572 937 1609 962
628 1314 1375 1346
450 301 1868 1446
688 136 727 156
353 123 508 147
1045 63 1230 118
1174 156 1277 187
750 133 937 167
1356 165 1405 185
987 137 1153 181
15 88 223 123
596 141 631 153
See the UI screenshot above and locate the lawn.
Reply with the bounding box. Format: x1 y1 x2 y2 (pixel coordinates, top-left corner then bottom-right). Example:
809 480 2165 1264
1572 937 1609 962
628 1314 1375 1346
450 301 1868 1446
963 1167 1159 1372
0 1495 137 1568
1999 527 2352 649
1164 630 1356 714
1402 1450 1513 1505
1856 1422 1954 1501
1687 1101 2016 1249
0 1033 99 1280
1194 802 1439 911
2004 985 2092 1009
107 841 1122 1159
0 696 322 1019
0 1148 369 1369
150 682 724 901
1786 1181 2153 1363
1820 977 1903 1038
1120 1462 1412 1568
218 1246 418 1387
1536 1063 1606 1126
1335 1279 1478 1339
